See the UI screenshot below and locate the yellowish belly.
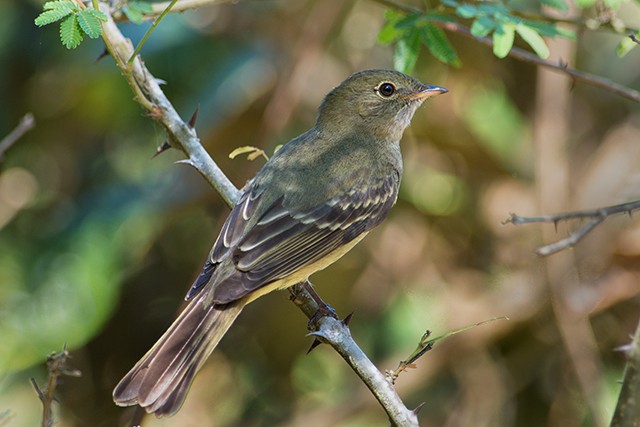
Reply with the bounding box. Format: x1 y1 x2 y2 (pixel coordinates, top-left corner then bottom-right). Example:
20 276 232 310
241 231 370 305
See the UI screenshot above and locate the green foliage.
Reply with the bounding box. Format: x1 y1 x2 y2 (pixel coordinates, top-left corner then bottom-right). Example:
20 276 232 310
515 23 549 58
59 13 83 49
34 0 106 49
539 0 570 11
379 10 460 73
122 1 153 24
493 22 515 58
420 24 461 67
76 8 106 38
379 0 575 72
617 33 640 57
393 27 421 74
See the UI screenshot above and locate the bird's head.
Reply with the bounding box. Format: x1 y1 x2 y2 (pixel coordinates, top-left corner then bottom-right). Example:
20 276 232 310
316 69 447 142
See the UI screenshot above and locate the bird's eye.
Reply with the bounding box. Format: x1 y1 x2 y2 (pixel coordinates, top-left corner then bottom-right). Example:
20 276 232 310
378 82 396 97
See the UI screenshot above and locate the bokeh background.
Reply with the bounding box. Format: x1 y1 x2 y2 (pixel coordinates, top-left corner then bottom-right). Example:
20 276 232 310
1 0 640 426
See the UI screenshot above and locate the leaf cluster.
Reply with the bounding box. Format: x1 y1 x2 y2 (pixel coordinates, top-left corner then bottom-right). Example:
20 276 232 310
34 0 107 49
121 1 153 24
379 0 576 73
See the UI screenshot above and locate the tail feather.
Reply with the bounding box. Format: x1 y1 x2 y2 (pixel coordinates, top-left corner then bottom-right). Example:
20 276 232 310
113 296 245 417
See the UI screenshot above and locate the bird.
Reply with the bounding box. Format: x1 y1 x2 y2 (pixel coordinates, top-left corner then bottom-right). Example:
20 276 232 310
112 69 447 417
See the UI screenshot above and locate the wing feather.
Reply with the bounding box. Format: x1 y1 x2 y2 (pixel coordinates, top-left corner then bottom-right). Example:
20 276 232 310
187 173 399 304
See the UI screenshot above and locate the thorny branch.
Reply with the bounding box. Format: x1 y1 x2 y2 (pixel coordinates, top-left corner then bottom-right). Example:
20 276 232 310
97 4 419 426
610 318 640 427
30 347 81 427
506 200 640 256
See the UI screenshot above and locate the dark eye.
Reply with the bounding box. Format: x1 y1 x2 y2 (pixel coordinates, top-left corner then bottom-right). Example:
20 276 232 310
378 82 395 97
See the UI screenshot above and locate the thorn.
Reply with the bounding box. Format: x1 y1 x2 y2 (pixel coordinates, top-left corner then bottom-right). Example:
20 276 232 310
175 159 197 169
152 141 172 159
306 338 322 354
188 104 200 128
342 312 354 326
30 378 44 401
413 402 426 415
307 330 329 340
96 48 110 63
614 343 633 354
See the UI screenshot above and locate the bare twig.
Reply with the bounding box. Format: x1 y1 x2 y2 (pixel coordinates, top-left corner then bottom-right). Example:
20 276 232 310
371 0 640 103
386 330 434 385
128 0 179 63
610 318 640 427
98 6 419 426
386 316 508 383
0 113 35 162
630 33 640 45
31 346 81 427
506 200 640 256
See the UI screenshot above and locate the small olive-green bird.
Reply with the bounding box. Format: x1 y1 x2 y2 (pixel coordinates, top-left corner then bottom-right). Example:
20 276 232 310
113 69 447 416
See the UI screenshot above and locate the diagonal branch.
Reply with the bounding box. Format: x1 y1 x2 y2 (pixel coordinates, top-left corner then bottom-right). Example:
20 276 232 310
0 113 35 162
505 200 640 255
97 4 418 426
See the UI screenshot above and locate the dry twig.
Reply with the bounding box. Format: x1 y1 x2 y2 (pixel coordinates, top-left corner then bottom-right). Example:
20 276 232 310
506 200 640 256
0 113 35 162
30 346 81 427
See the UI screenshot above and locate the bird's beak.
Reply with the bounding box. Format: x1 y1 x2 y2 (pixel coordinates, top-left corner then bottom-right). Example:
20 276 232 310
406 84 448 100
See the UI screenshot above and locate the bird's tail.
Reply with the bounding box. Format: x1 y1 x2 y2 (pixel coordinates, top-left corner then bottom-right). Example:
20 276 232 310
113 296 245 417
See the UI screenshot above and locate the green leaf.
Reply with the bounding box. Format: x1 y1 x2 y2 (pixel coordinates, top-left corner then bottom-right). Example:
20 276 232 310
43 0 77 12
419 23 461 67
421 12 459 24
476 3 509 15
515 24 549 58
394 13 422 30
492 23 515 58
378 10 405 45
470 15 495 38
539 0 569 11
522 20 575 39
455 4 478 18
85 8 107 21
616 33 640 57
35 0 77 26
575 0 598 8
77 9 103 38
60 14 83 49
123 1 154 24
35 8 74 26
394 29 421 74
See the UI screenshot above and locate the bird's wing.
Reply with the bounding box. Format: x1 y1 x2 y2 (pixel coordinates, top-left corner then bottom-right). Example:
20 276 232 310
187 173 398 304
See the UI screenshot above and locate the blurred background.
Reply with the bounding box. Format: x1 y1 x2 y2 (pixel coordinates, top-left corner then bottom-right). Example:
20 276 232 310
1 0 640 426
